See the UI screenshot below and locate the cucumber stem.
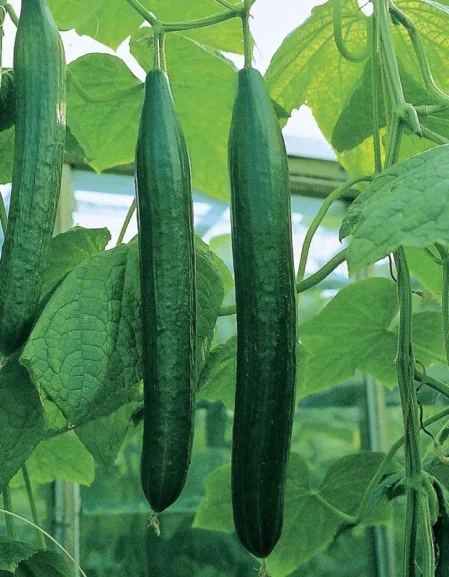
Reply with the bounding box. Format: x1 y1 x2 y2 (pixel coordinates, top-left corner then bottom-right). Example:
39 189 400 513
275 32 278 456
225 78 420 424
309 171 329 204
22 464 46 549
333 0 370 63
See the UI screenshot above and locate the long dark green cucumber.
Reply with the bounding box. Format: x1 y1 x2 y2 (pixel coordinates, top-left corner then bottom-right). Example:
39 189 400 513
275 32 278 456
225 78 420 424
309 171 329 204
229 68 297 559
0 0 66 357
0 69 14 132
136 69 196 513
433 480 449 577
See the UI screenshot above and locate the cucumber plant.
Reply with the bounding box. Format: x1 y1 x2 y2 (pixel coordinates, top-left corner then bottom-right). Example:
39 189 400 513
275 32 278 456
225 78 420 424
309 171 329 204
1 0 449 576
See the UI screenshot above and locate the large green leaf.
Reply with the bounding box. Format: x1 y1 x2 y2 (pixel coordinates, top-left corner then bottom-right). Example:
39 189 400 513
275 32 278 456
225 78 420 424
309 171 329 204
67 54 143 174
194 452 396 576
0 357 46 494
17 550 72 577
76 401 141 470
41 227 111 299
340 145 449 274
332 58 436 153
299 278 445 397
265 0 368 153
0 539 37 573
11 432 95 487
49 0 243 53
21 237 224 426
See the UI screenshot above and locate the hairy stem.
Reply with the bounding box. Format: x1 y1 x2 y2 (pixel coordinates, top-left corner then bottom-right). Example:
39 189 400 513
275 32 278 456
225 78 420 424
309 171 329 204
22 465 46 549
2 486 17 538
163 10 241 32
296 175 372 283
124 0 159 26
332 0 370 63
117 198 136 246
435 243 449 365
357 405 449 523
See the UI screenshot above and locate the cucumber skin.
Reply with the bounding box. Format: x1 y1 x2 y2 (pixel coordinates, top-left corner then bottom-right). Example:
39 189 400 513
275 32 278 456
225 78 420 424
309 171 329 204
0 69 15 132
0 0 66 356
229 68 297 559
135 69 196 513
433 481 449 577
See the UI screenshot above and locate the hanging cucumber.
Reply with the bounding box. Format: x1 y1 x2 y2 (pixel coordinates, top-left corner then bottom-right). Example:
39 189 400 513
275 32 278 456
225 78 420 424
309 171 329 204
433 480 449 577
0 69 14 132
0 0 66 357
229 66 297 558
135 67 196 513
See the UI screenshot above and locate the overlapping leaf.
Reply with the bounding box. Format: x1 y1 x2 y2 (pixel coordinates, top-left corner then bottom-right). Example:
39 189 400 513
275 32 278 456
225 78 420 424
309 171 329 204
21 237 224 426
340 145 449 273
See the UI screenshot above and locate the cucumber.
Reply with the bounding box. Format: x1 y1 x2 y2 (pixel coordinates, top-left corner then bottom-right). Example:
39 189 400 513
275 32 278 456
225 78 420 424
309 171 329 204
229 67 297 558
0 0 66 356
433 480 449 577
0 69 14 132
135 69 196 513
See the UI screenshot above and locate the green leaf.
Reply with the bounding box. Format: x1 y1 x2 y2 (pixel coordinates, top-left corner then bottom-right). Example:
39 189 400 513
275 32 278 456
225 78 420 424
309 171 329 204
130 32 237 200
193 463 234 534
12 432 95 487
406 247 442 294
197 335 236 409
67 54 143 174
18 549 72 577
21 236 223 426
41 227 111 299
340 145 449 274
194 452 395 576
76 401 141 470
0 357 46 494
265 0 368 153
299 278 445 397
332 58 435 153
0 539 37 573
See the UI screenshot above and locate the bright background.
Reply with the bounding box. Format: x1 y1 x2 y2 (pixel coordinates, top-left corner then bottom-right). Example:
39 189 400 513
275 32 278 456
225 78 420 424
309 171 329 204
1 0 333 156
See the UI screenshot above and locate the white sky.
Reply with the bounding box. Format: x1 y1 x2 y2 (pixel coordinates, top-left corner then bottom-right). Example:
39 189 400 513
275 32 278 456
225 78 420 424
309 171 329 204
2 0 328 142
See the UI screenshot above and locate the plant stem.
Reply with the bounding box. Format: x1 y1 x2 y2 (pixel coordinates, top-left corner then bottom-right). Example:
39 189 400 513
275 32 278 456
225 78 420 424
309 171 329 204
2 487 17 538
313 492 357 524
332 0 370 63
419 490 435 577
357 405 449 522
296 175 372 283
414 369 449 399
389 3 449 106
159 32 167 72
371 13 382 174
0 508 88 577
163 10 241 32
218 248 348 317
420 125 449 145
124 0 159 26
0 191 7 235
435 243 449 365
4 3 18 27
241 11 252 68
117 198 136 246
22 465 46 549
